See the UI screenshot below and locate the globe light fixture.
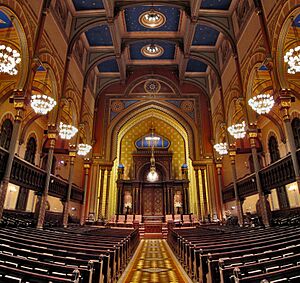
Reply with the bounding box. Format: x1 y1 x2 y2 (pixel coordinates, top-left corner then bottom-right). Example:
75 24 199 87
146 129 160 182
248 93 274 115
284 46 300 74
214 142 228 155
59 122 78 140
139 9 166 29
77 143 92 156
147 165 159 182
228 121 246 139
141 43 164 58
0 44 21 75
30 94 56 115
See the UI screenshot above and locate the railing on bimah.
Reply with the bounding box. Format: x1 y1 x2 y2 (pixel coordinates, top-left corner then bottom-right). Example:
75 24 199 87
223 153 298 202
0 147 83 204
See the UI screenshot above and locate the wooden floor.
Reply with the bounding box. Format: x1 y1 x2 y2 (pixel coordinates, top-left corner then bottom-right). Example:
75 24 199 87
120 239 192 283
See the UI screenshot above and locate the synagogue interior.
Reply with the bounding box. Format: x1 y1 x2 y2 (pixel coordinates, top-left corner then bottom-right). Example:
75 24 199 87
0 0 300 282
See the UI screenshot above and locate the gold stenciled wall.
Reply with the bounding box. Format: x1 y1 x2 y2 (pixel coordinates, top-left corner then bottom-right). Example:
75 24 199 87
120 117 186 180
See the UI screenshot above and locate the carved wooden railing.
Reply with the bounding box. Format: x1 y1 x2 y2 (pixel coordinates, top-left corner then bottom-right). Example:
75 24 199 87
224 152 299 201
0 147 83 203
260 154 295 191
11 156 45 191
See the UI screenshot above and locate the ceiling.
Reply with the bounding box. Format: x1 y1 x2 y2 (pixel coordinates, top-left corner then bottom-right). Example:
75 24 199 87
70 0 235 90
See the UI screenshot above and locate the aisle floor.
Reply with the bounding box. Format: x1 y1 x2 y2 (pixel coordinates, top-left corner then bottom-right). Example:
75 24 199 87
121 239 191 283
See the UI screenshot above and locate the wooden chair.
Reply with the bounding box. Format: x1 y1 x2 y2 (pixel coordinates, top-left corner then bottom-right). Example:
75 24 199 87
107 215 116 226
165 214 173 222
134 215 142 224
117 215 125 224
174 214 182 225
126 215 134 225
182 214 192 226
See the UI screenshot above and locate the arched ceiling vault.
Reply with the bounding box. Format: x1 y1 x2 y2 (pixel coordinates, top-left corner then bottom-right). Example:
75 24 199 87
65 0 237 97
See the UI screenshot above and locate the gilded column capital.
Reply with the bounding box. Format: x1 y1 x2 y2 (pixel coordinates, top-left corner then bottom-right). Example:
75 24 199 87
47 123 58 140
278 89 295 122
247 123 260 147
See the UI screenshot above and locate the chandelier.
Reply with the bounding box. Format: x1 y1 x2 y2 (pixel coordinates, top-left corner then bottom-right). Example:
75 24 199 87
77 143 92 156
228 121 246 139
248 93 274 114
0 44 21 75
146 129 160 182
59 122 78 140
284 46 300 74
214 142 228 155
30 94 56 115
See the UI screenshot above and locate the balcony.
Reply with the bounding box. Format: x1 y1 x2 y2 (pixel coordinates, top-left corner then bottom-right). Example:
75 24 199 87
223 150 300 202
0 147 83 203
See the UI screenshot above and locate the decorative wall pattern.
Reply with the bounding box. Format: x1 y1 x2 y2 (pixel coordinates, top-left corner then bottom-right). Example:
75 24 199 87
120 117 185 180
110 99 195 121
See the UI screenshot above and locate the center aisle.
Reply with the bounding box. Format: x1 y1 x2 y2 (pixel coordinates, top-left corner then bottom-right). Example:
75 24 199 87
120 239 192 283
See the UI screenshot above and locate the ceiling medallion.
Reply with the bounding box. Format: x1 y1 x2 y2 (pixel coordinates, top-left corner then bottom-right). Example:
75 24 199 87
111 100 125 113
144 80 161 94
141 43 164 58
180 101 194 113
139 9 166 29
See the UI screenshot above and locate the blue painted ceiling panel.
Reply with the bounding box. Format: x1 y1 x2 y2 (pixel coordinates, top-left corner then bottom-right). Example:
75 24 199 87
72 0 104 11
192 25 220 46
125 6 180 32
293 14 300 27
186 59 207 72
130 41 176 60
0 11 13 29
201 0 232 10
98 59 119 72
85 25 113 46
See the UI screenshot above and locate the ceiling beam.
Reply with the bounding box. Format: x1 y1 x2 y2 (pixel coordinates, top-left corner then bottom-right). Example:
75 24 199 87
178 11 197 82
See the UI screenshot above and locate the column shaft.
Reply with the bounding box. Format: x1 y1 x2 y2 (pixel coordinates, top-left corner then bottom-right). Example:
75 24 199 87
250 137 270 226
216 164 224 219
98 169 105 218
229 151 243 226
105 170 112 218
80 164 90 225
63 150 76 228
194 169 202 220
0 110 23 219
36 138 55 228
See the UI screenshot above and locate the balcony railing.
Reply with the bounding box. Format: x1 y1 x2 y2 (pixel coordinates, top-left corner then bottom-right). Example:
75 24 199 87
0 147 83 203
224 150 300 202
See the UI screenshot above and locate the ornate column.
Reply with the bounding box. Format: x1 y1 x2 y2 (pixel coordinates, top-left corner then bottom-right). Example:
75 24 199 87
132 187 136 214
278 91 300 192
80 161 90 225
62 144 77 227
229 147 243 226
97 168 105 219
248 125 270 226
216 161 224 219
170 185 174 215
194 168 202 220
0 93 25 219
36 124 57 229
163 183 167 215
105 169 112 218
181 164 189 214
200 168 208 217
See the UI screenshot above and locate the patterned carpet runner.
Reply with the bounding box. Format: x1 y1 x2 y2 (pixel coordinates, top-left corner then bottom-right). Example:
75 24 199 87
122 239 188 282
